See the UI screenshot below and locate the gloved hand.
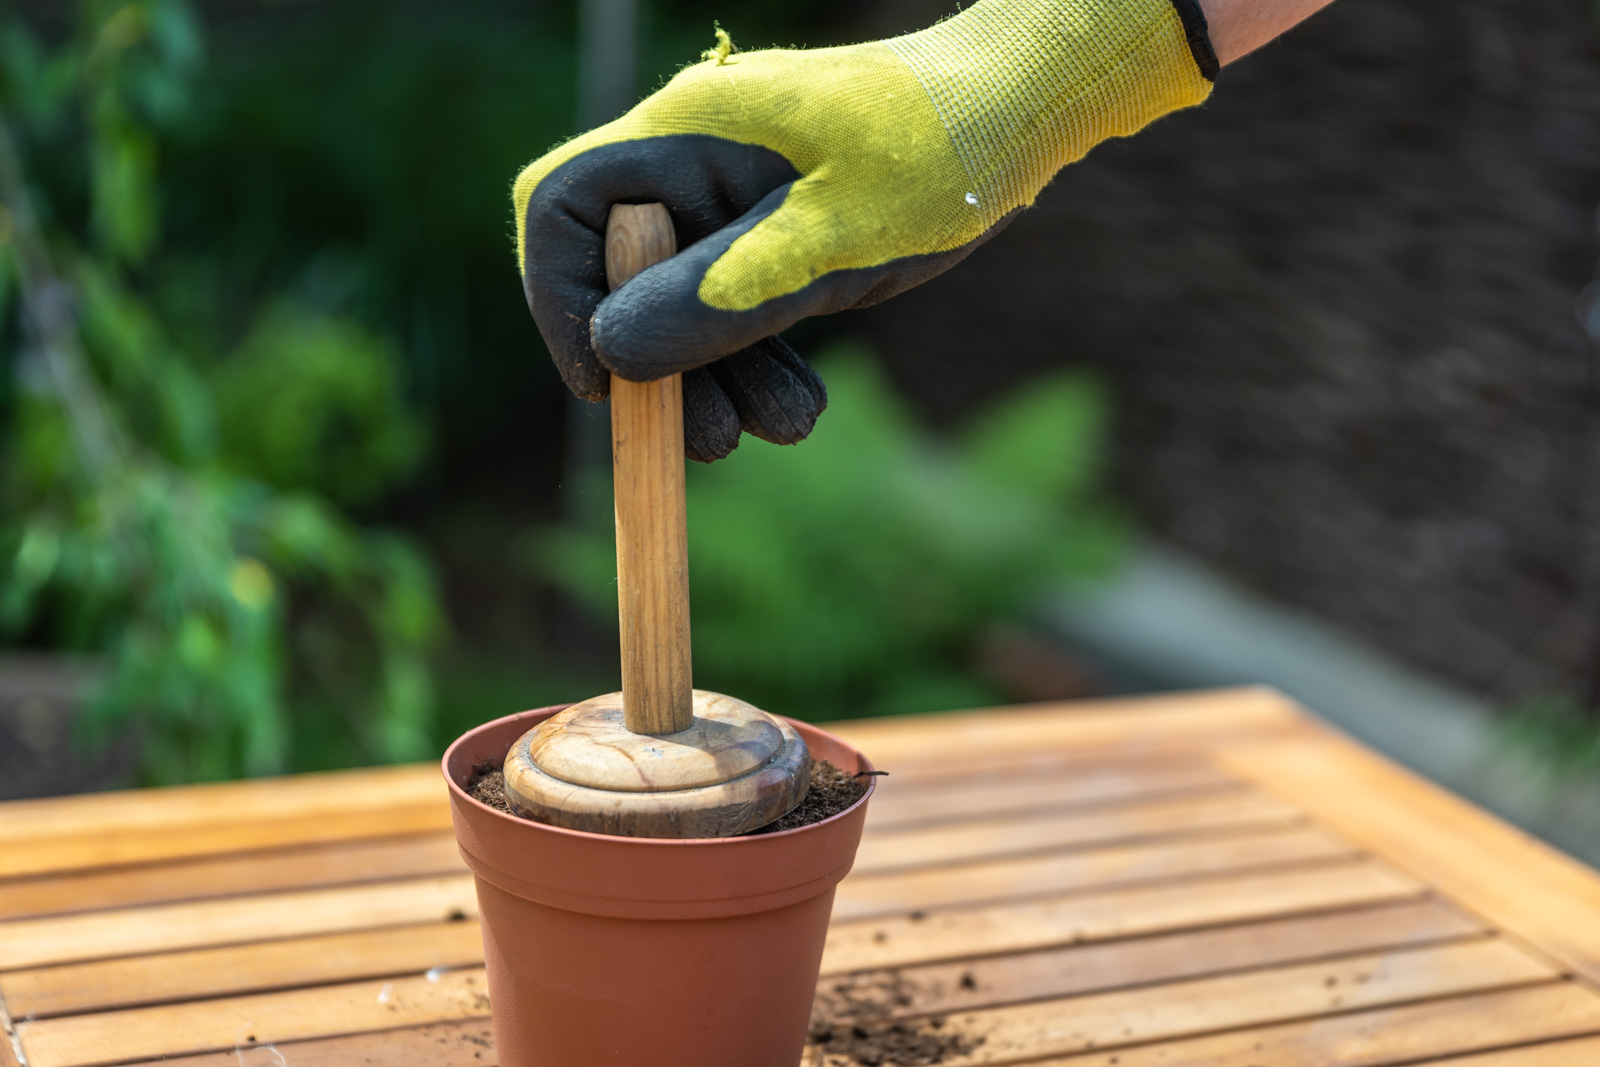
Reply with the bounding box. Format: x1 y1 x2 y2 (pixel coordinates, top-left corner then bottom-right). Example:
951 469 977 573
515 0 1216 461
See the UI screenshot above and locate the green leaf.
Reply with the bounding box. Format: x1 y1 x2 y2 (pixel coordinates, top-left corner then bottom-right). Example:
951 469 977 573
962 372 1108 501
89 106 159 262
212 304 427 506
532 344 1127 723
0 0 444 784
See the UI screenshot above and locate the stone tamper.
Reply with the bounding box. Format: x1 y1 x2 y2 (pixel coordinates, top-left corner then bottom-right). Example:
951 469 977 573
501 203 811 838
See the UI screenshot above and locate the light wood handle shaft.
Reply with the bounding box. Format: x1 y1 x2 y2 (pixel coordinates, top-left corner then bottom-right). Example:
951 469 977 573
605 203 693 735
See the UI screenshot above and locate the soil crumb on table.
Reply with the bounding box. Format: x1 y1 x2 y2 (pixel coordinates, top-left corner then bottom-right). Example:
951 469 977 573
808 970 984 1066
462 758 867 833
748 759 866 834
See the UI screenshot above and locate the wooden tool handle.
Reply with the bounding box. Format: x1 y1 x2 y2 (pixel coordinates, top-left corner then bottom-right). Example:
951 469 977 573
605 203 693 735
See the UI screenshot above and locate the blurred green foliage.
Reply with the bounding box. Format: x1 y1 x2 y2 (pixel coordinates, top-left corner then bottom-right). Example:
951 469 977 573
150 2 579 479
0 0 443 782
536 346 1126 721
1500 693 1600 783
139 0 852 489
0 0 1129 786
212 305 428 507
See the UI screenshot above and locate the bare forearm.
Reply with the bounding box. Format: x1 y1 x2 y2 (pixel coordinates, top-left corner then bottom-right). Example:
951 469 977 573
1197 0 1338 65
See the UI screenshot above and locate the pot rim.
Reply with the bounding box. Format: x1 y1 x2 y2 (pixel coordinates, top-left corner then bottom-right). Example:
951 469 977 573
441 704 876 847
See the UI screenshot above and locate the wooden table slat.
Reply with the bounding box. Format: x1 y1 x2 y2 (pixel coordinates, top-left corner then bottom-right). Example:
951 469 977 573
2 921 485 1020
0 763 442 841
836 854 1423 940
852 820 1349 883
825 857 1388 979
0 833 464 923
820 897 1481 1019
0 874 476 972
1428 1035 1600 1065
858 747 1214 787
853 790 1303 871
115 1019 499 1067
862 762 1235 827
912 939 1557 1066
16 969 493 1067
1033 983 1600 1067
826 687 1309 766
0 766 450 881
1218 730 1600 987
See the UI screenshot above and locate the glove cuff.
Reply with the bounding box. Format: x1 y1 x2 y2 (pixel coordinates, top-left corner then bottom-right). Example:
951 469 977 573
885 0 1214 228
1166 0 1220 81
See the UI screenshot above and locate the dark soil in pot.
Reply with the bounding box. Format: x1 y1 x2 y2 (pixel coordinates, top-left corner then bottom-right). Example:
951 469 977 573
466 756 869 834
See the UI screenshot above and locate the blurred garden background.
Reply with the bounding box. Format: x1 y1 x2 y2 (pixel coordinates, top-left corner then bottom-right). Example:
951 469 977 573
3 0 1600 858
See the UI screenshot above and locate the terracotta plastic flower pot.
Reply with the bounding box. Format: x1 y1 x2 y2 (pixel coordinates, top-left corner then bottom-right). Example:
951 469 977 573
442 705 875 1067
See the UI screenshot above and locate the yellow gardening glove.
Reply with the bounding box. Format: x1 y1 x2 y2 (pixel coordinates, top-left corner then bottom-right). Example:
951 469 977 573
515 0 1216 460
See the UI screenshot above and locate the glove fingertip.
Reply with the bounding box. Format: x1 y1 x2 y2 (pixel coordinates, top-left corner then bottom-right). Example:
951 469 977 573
768 336 828 416
682 367 742 463
525 269 611 401
711 337 827 446
563 361 611 402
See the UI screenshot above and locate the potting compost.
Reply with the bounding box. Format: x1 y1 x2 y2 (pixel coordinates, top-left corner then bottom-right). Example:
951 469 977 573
810 970 988 1065
467 757 867 832
808 1016 984 1067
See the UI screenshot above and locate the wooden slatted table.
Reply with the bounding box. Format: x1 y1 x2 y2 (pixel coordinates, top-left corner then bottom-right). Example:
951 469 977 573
4 687 1600 1066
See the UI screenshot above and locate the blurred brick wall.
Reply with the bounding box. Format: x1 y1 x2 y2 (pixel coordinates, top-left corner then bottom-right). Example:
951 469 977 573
847 0 1600 704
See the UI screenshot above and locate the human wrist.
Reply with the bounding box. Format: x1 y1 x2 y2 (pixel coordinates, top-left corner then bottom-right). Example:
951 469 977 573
1193 0 1336 65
